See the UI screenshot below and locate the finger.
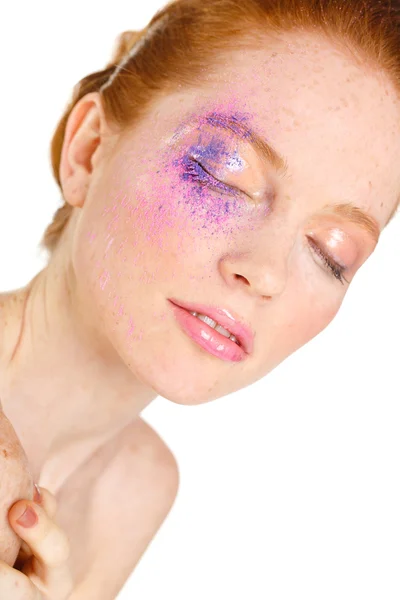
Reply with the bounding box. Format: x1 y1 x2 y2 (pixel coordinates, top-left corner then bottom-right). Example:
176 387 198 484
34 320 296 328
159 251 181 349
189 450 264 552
16 485 58 562
0 560 42 599
34 485 58 520
8 500 74 597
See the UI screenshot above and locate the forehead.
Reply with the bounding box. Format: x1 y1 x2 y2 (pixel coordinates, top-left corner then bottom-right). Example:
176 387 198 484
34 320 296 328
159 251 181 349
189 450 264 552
179 31 400 229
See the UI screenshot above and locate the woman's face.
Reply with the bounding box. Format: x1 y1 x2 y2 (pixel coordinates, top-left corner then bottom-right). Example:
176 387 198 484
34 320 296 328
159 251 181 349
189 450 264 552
67 32 400 404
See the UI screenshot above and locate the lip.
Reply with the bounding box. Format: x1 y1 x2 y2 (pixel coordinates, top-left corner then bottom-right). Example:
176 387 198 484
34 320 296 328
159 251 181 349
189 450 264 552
168 298 254 355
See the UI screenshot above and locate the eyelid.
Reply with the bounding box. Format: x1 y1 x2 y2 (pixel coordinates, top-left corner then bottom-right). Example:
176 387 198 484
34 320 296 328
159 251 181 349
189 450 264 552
234 145 281 202
189 132 272 201
216 155 270 202
308 235 347 269
320 240 347 270
191 156 252 199
224 149 249 174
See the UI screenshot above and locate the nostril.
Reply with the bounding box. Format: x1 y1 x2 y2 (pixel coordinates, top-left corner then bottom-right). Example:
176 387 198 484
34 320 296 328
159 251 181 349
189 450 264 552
234 274 249 285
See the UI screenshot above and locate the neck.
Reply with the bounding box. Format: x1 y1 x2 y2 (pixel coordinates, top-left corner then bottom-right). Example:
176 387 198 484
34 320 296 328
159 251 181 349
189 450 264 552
0 237 157 490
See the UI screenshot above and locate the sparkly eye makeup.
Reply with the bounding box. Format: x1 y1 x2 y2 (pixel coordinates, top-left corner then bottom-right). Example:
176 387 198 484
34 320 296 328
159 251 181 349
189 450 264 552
226 150 246 173
166 125 262 232
173 131 250 200
164 114 276 233
181 154 243 198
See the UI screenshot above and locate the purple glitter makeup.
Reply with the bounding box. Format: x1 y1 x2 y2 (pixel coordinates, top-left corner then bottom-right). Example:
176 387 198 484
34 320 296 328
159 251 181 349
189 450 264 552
172 133 245 230
192 132 229 163
204 112 253 139
226 149 246 173
163 108 273 235
179 153 241 197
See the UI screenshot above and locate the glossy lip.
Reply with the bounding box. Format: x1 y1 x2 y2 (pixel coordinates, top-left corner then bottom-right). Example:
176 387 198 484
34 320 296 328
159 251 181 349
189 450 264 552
168 298 254 355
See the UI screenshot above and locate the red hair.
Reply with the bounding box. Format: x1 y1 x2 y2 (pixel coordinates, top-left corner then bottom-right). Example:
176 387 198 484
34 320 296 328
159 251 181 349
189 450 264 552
43 0 400 253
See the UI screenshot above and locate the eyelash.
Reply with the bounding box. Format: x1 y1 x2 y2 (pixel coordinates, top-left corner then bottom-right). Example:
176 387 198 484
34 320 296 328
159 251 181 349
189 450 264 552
184 157 348 285
184 156 243 197
307 236 348 285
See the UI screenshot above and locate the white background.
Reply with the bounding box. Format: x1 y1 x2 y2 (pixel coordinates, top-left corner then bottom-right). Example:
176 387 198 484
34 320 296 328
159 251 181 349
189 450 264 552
0 2 399 598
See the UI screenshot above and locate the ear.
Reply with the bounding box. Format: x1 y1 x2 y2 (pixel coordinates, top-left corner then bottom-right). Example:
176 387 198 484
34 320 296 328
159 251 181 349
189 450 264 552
59 92 111 209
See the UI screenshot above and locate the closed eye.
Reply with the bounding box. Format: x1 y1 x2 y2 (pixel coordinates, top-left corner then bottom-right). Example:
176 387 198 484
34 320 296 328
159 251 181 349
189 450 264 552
307 235 348 285
184 157 248 198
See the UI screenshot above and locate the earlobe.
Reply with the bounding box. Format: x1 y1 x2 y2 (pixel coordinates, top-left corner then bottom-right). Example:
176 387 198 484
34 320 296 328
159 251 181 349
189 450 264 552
59 93 104 209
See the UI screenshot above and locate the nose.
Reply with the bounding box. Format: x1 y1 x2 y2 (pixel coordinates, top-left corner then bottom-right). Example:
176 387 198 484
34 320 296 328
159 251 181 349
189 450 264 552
218 249 290 300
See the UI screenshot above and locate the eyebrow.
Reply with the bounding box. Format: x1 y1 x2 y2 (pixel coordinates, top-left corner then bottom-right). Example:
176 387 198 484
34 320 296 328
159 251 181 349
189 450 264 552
204 113 381 243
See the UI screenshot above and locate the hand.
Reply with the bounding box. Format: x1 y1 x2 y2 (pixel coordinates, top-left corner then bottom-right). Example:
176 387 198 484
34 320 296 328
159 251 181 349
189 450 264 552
0 485 74 599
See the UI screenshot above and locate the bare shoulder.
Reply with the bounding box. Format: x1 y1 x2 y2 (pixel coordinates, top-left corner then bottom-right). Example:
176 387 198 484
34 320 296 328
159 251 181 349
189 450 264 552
98 415 180 519
117 415 180 496
78 416 179 596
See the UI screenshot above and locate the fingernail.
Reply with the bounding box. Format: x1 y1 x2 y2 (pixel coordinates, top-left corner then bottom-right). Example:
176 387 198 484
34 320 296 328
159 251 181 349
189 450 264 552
16 505 38 528
33 483 42 504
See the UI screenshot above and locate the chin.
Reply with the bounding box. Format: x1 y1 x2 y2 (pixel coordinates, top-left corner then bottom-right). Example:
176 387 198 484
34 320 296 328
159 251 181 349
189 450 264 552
145 369 220 406
123 343 226 406
109 308 246 405
162 389 217 406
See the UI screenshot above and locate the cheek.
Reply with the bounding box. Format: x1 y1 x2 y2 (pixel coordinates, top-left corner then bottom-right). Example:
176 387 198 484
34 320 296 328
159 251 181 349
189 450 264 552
283 247 346 342
72 156 229 299
284 291 342 352
88 143 265 265
73 148 266 304
262 263 345 363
